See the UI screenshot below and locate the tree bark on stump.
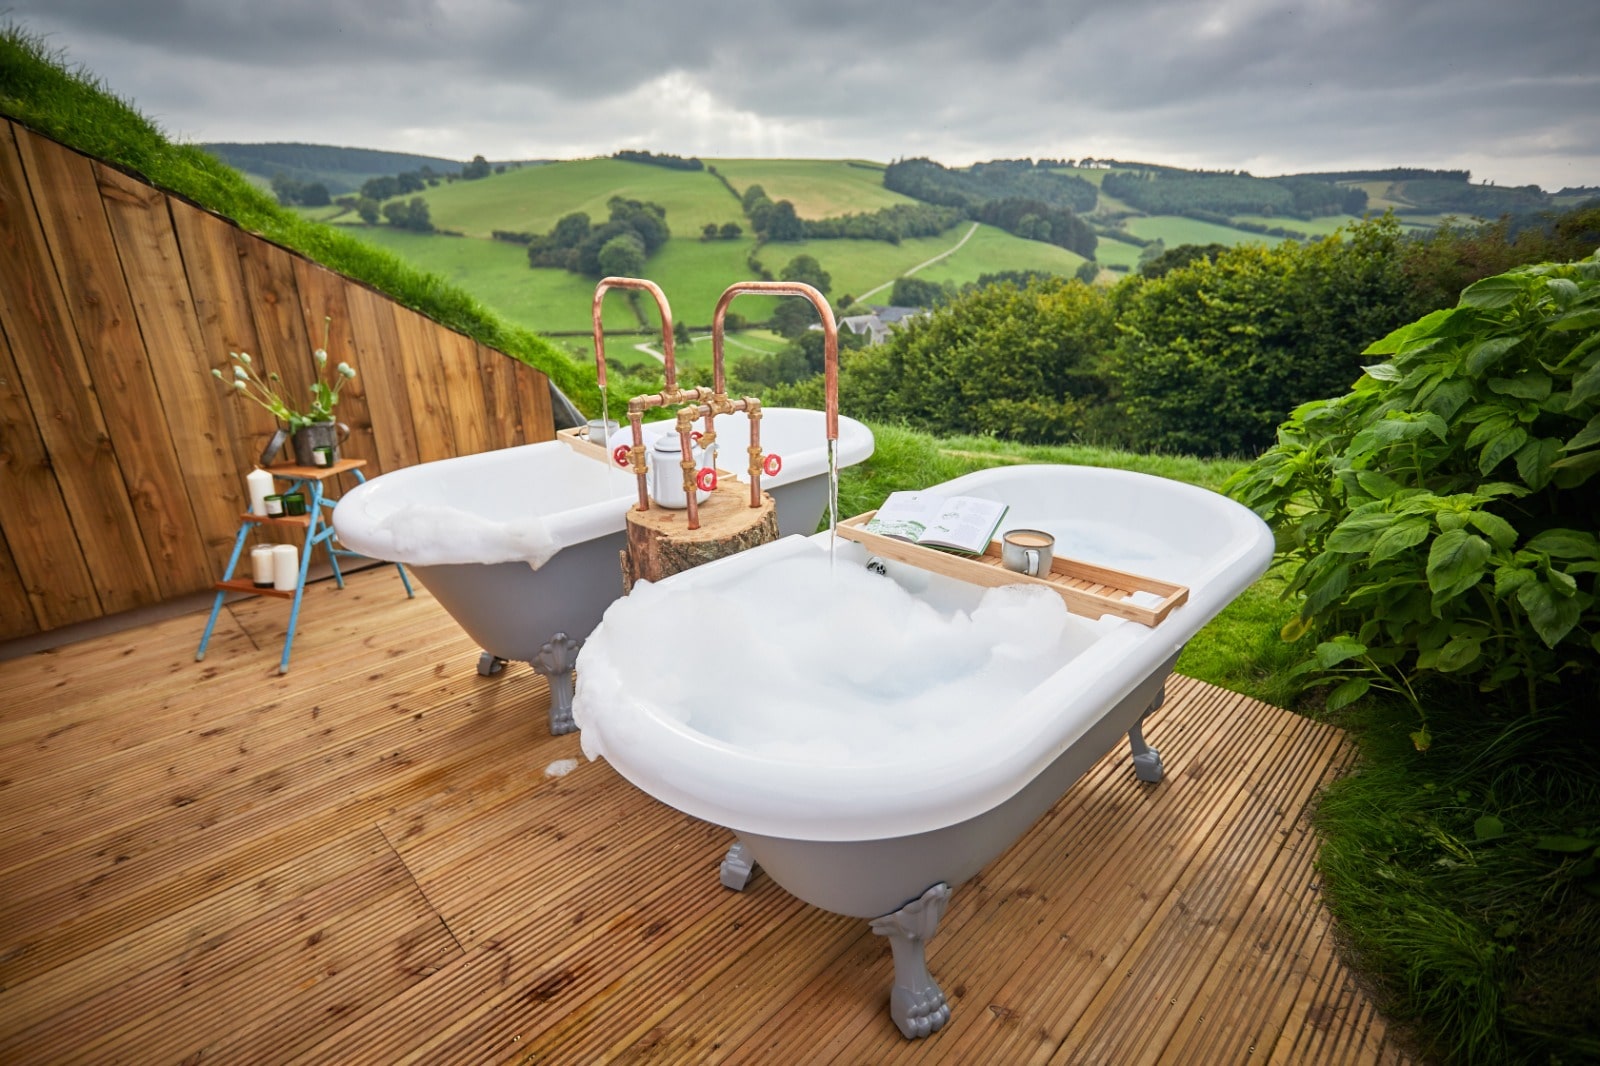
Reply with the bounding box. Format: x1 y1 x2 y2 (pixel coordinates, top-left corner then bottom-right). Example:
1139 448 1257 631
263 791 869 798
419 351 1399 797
621 482 778 594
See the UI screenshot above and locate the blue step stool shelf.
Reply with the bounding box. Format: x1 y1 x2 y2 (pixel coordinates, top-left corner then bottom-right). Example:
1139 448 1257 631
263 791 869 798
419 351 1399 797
195 458 412 673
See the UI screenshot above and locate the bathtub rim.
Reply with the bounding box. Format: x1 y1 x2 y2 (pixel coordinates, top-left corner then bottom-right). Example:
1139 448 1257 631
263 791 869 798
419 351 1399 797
575 463 1273 843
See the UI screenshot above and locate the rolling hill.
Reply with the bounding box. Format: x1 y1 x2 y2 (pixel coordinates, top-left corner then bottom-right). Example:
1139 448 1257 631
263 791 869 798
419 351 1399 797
249 145 1586 339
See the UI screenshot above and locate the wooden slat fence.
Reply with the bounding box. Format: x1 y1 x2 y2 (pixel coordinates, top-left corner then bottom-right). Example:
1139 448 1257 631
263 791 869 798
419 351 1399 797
0 119 560 641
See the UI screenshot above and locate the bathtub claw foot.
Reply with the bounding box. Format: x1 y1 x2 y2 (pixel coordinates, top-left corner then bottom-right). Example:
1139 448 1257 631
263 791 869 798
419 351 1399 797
869 883 952 1039
1128 722 1164 783
719 840 757 891
531 633 582 736
476 652 507 677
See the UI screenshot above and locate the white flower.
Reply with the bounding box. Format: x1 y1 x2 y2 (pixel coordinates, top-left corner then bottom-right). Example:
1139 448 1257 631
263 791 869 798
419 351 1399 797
337 362 356 379
235 351 252 365
314 348 328 366
233 365 249 381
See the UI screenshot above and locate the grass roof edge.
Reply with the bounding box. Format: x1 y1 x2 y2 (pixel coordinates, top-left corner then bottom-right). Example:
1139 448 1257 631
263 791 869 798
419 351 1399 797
0 20 600 414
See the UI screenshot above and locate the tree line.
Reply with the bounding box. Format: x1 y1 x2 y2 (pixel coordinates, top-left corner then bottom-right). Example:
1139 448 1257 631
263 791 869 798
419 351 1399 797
755 204 1600 457
516 197 672 278
883 158 1098 257
1100 169 1367 219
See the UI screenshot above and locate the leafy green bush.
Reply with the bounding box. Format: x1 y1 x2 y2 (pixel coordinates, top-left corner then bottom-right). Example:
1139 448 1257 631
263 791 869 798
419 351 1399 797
834 277 1117 444
1229 254 1600 737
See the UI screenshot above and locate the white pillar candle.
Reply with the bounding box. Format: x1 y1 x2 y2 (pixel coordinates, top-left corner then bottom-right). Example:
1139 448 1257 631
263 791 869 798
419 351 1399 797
272 544 300 591
246 467 274 516
250 545 275 587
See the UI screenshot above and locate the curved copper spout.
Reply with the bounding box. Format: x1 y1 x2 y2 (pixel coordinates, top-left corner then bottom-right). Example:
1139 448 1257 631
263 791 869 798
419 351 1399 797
712 281 838 441
592 277 677 393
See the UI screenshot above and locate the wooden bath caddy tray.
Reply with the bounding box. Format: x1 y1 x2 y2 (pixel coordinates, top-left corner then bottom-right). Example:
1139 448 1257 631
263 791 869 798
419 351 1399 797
837 511 1190 626
557 425 610 463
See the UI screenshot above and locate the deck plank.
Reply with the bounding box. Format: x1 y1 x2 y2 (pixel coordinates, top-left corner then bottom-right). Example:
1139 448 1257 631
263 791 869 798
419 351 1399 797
0 567 1412 1064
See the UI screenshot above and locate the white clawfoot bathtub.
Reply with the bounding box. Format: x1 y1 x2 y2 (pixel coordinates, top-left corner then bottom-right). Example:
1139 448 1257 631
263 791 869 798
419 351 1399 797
571 463 1273 1038
331 408 873 733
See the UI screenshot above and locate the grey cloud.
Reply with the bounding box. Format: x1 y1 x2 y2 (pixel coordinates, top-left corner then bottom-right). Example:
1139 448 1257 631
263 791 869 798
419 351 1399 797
10 0 1598 188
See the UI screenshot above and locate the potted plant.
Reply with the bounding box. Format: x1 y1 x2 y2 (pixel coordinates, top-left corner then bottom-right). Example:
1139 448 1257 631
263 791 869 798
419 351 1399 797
212 317 356 466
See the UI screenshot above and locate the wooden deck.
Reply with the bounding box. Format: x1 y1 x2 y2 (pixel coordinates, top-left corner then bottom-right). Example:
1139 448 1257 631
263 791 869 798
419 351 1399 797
0 567 1413 1064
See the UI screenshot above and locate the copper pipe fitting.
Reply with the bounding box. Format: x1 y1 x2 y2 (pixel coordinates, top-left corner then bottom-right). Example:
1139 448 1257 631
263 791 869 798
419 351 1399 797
711 281 839 441
592 277 677 392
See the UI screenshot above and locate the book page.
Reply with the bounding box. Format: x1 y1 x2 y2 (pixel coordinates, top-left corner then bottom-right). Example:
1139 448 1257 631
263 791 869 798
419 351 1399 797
921 496 1007 553
864 491 947 540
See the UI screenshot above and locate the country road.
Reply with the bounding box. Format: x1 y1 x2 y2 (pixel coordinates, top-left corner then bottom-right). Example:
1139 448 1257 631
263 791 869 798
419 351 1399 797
855 221 980 303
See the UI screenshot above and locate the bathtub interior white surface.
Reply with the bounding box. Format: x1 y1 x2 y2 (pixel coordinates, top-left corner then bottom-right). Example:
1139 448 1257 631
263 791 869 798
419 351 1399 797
574 465 1272 843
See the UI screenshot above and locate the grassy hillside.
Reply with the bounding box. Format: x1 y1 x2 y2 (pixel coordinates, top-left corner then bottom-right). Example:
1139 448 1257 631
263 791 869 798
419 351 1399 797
711 158 914 216
203 141 467 195
419 157 743 238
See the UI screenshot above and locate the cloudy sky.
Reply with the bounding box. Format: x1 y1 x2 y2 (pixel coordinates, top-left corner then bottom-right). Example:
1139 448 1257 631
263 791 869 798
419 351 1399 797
12 0 1600 191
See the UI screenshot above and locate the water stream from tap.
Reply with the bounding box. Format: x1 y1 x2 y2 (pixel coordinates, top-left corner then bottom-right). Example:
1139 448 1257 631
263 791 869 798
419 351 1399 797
827 437 840 571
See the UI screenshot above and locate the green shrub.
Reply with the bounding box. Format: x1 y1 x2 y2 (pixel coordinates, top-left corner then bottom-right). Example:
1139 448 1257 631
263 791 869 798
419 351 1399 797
1229 254 1600 738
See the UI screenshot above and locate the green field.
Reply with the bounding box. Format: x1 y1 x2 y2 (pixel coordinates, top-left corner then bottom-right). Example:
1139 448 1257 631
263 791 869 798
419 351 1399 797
1231 213 1360 238
1091 233 1145 270
906 223 1087 288
413 157 743 239
711 159 916 217
1124 214 1281 247
346 225 641 334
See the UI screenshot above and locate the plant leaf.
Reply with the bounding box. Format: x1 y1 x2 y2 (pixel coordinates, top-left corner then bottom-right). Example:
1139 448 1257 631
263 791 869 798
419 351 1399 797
1525 529 1600 560
1361 361 1402 382
1464 335 1524 376
1326 512 1396 554
1474 815 1506 842
1488 372 1552 401
1564 413 1600 453
1315 637 1368 669
1466 511 1518 550
1517 580 1582 647
1324 677 1370 712
1410 726 1432 751
1479 426 1527 474
1427 529 1491 601
1514 436 1561 490
1371 517 1431 563
1460 274 1529 309
1434 635 1483 673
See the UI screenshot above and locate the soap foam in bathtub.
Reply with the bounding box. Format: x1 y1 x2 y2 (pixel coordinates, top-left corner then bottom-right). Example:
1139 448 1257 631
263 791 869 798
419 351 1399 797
367 503 560 567
578 552 1095 766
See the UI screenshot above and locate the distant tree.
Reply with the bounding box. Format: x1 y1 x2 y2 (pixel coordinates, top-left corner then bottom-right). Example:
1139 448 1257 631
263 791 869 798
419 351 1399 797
270 172 299 206
719 221 742 239
741 184 768 213
769 299 819 339
764 200 804 240
779 254 831 295
1139 242 1228 279
396 171 424 194
1074 260 1100 283
360 175 399 201
890 276 951 308
597 232 646 278
552 212 591 249
673 320 693 348
702 222 720 240
383 196 433 232
355 197 380 224
462 154 491 180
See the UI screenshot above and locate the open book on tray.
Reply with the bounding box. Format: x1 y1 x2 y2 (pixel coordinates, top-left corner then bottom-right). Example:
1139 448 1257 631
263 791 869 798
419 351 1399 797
862 491 1008 554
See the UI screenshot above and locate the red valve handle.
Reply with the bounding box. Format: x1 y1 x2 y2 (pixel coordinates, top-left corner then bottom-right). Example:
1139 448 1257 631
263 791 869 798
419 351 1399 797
691 430 703 442
696 467 718 492
612 444 631 467
763 453 783 477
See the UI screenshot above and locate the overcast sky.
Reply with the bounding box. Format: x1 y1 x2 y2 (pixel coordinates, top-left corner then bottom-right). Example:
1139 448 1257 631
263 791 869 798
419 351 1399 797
12 0 1599 191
